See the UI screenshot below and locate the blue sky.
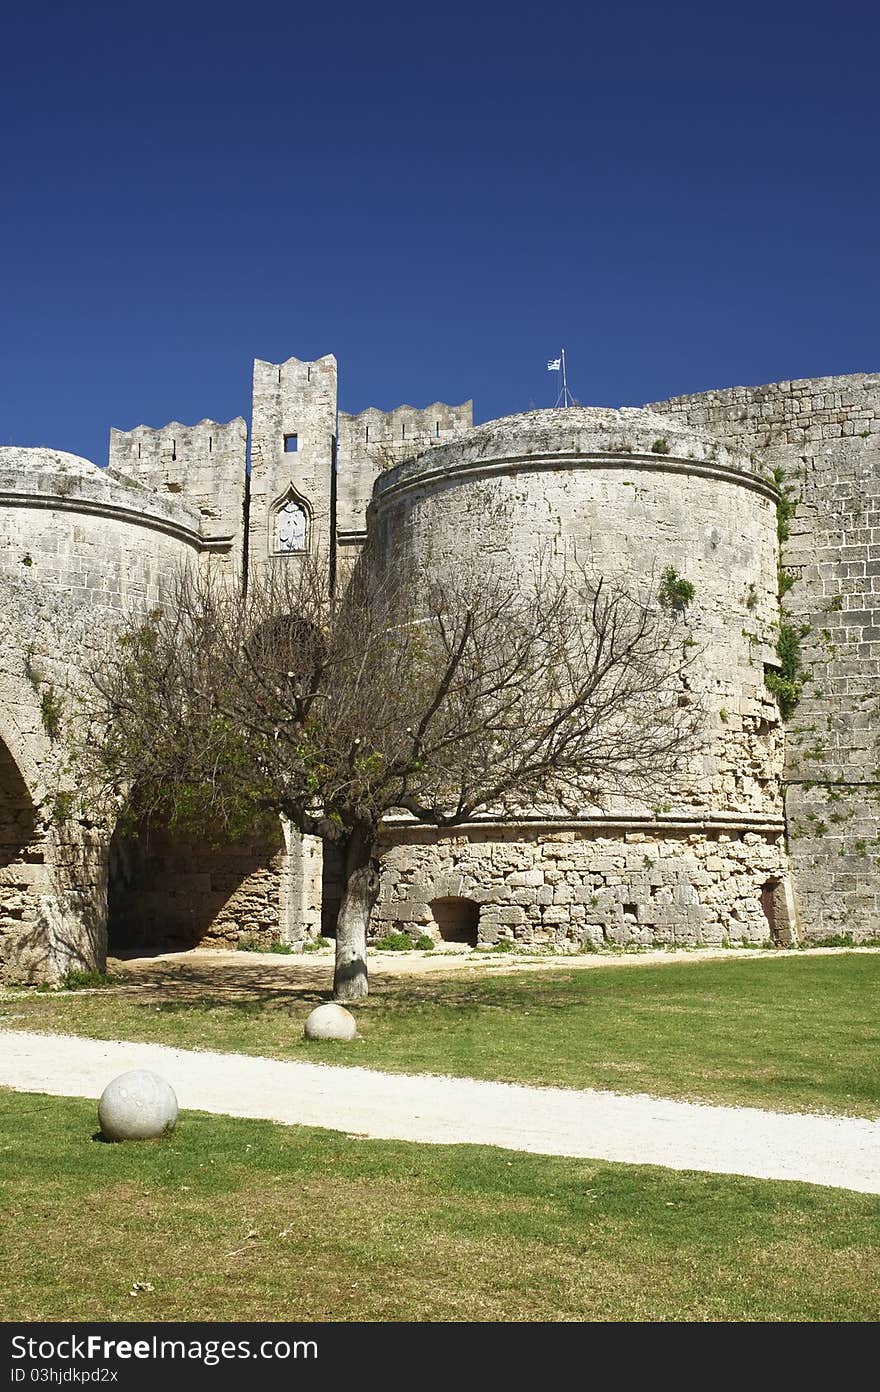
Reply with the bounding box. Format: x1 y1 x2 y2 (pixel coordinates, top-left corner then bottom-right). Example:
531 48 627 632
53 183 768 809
1 0 878 465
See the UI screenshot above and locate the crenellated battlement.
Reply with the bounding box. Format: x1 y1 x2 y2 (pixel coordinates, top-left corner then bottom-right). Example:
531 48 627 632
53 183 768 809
340 399 473 444
108 416 247 565
106 357 472 571
336 399 472 540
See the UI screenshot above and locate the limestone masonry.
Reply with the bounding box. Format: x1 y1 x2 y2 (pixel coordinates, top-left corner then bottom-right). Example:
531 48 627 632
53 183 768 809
1 355 877 980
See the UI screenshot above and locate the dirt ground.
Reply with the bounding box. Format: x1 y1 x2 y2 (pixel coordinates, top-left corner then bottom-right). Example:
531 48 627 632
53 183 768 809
98 942 861 1004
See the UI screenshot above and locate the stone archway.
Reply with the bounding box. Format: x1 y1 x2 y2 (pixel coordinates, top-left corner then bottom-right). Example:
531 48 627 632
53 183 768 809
0 733 47 981
430 896 481 947
107 811 292 953
0 738 37 868
0 673 112 980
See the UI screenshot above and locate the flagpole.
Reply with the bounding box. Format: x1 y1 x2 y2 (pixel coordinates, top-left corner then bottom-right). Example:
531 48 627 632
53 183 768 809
546 349 575 407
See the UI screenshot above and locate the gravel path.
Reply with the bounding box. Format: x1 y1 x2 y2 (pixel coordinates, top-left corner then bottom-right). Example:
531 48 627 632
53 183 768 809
2 1029 878 1194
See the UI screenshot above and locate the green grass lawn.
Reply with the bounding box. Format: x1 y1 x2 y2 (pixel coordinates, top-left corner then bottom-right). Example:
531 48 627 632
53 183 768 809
1 1089 878 1322
3 952 878 1117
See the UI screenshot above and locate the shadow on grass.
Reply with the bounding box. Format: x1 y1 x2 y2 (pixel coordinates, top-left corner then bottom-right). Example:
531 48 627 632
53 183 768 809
105 956 334 1008
101 952 574 1014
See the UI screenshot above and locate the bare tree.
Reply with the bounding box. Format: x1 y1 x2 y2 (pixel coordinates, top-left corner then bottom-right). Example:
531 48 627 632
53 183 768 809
81 553 701 999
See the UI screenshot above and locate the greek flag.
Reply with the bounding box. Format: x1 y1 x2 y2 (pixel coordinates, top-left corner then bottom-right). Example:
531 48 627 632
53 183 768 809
547 358 561 371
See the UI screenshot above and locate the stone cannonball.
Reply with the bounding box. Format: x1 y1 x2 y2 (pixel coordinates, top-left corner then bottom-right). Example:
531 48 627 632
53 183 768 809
98 1070 179 1142
303 1003 358 1041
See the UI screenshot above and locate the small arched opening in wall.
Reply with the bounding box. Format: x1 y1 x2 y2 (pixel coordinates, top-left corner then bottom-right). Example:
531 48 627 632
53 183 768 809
107 811 288 954
0 736 42 973
0 738 37 870
760 877 794 947
429 896 481 947
271 487 311 556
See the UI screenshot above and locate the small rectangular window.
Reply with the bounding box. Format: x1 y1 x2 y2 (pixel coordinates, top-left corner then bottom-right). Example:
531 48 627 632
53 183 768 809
284 434 298 453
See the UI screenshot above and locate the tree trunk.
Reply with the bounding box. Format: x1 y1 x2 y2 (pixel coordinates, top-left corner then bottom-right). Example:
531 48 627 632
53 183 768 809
332 827 379 1001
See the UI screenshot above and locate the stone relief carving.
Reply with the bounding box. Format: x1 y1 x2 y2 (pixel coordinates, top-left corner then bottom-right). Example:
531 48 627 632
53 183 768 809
276 496 308 552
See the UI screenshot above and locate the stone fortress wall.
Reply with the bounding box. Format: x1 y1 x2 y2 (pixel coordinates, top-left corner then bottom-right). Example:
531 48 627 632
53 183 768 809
0 355 470 979
647 376 880 941
369 407 793 949
0 356 877 980
336 401 473 551
108 418 248 571
0 448 205 980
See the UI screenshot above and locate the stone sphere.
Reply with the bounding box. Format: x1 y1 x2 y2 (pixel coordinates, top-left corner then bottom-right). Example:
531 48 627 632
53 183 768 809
303 1003 357 1041
97 1070 179 1142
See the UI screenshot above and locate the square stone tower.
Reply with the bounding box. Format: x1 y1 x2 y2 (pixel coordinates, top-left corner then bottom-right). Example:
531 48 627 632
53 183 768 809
248 354 338 581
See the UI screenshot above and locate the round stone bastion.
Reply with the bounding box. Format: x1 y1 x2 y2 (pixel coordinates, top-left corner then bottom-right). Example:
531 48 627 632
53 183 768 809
368 407 795 952
0 446 204 610
0 447 208 988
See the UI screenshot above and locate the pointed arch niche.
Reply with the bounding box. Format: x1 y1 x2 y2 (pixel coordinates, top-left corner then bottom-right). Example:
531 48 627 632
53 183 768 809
272 486 311 555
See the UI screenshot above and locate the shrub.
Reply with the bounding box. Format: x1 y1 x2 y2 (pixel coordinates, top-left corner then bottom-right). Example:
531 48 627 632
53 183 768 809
809 932 880 948
374 932 416 951
772 465 797 544
657 567 695 612
415 935 435 950
778 568 797 599
51 790 75 825
765 621 810 719
60 969 118 990
40 687 64 741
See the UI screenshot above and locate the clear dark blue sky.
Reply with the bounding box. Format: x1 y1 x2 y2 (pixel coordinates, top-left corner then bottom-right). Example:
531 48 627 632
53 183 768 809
2 1 878 465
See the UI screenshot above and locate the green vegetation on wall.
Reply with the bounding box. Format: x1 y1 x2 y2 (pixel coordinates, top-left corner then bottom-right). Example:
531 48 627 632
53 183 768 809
765 467 809 719
765 620 810 720
658 567 695 612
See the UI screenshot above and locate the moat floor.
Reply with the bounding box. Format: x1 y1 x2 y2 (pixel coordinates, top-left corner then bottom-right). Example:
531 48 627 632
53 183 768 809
107 941 867 993
2 1029 877 1195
